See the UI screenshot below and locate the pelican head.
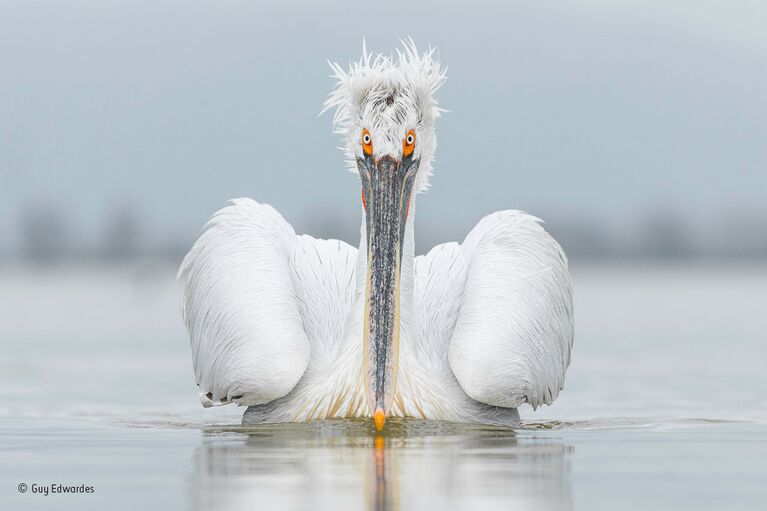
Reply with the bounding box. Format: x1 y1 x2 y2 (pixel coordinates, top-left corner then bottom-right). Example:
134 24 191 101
324 41 446 430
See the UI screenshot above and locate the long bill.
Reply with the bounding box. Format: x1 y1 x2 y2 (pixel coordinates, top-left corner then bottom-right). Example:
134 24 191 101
358 154 418 432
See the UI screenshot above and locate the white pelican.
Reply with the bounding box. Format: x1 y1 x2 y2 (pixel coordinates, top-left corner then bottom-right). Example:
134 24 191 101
179 42 573 431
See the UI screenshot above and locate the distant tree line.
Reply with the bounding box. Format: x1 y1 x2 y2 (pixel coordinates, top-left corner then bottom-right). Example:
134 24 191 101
3 200 766 265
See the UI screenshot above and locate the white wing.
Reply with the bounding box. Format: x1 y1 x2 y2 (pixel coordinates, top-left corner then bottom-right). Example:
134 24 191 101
412 242 468 374
179 198 356 408
448 210 574 410
288 234 357 363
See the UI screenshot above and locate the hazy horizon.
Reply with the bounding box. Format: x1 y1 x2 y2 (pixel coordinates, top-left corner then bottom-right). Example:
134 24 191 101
2 1 766 261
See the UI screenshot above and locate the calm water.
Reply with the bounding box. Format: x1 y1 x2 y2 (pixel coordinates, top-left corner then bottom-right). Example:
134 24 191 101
1 262 766 510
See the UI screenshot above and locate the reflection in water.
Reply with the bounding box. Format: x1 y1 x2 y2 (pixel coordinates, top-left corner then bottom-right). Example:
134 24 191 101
370 436 393 511
192 419 573 511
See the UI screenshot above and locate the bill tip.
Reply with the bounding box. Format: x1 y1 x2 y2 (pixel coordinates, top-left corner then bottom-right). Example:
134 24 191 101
373 409 386 432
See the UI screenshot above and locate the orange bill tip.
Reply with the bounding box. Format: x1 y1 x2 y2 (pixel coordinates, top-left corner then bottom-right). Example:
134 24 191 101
374 409 386 432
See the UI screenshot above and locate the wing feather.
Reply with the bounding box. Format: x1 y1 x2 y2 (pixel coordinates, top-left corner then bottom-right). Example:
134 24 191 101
412 243 468 372
448 210 574 410
289 235 357 359
179 198 310 407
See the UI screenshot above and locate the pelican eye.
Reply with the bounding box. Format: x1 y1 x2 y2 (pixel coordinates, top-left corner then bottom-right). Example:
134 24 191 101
403 129 416 157
361 129 373 156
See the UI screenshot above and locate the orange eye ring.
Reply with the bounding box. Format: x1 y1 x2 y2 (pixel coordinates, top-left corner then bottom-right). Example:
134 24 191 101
403 129 416 157
361 128 373 156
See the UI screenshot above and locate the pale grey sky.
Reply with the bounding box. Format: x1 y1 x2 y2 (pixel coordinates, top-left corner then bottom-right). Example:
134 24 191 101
1 0 765 256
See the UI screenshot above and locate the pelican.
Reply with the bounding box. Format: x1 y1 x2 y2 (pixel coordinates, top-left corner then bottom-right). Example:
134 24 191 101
179 42 573 431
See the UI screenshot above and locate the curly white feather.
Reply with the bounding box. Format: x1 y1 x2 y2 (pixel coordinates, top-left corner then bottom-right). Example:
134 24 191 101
322 39 446 193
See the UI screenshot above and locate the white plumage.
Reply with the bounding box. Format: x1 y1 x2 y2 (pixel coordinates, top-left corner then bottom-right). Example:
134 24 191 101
179 41 573 427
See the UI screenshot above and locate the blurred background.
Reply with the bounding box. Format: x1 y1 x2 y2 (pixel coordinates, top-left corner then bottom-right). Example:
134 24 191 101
1 0 765 265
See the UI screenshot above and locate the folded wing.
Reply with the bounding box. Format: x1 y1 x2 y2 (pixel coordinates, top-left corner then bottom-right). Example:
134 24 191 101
448 210 574 410
179 199 311 407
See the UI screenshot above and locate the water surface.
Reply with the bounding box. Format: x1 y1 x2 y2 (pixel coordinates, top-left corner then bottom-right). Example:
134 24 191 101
1 263 766 510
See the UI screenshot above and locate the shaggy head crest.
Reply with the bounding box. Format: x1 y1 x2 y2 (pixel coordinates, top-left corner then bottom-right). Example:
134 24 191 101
322 39 446 194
